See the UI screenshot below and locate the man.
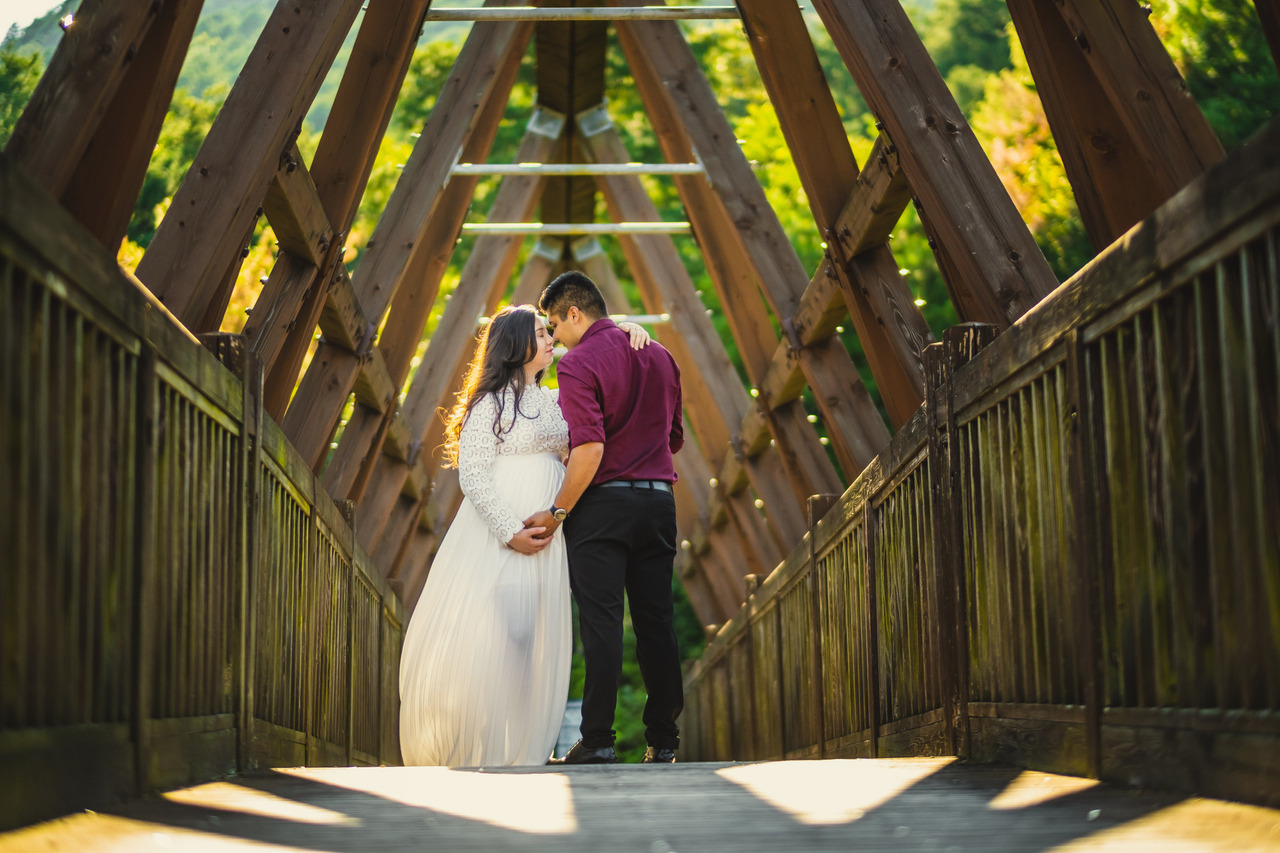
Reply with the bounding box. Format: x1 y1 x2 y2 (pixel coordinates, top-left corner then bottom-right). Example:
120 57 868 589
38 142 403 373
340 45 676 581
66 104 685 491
526 270 684 765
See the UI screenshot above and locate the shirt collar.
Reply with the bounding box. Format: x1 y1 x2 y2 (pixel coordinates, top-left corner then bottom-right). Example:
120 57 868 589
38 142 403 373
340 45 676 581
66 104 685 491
578 317 616 344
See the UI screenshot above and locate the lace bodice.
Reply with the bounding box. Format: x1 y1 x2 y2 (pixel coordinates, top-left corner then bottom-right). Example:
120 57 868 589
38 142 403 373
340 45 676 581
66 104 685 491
457 383 569 542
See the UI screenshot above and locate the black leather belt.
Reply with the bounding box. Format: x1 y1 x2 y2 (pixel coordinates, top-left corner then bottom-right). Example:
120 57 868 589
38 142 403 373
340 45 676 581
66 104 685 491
596 479 673 493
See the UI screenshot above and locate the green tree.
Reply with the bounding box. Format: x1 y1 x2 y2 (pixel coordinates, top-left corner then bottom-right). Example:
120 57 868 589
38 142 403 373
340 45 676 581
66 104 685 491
921 0 1014 77
1154 0 1280 148
128 86 225 247
0 47 41 147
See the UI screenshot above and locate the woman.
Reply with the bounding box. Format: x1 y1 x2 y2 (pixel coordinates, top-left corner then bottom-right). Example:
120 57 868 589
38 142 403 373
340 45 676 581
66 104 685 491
398 304 648 766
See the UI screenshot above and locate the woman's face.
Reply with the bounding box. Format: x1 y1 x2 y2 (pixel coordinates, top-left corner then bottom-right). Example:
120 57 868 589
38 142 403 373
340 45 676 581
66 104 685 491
527 316 555 375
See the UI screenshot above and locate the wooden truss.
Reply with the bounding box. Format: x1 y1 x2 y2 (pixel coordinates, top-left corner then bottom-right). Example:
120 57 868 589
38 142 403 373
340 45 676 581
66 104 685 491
6 0 1239 625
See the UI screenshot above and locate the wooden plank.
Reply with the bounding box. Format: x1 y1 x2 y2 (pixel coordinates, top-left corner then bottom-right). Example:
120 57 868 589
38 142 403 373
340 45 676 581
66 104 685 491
5 0 166 197
137 0 364 326
262 148 333 266
58 0 205 249
811 0 1058 327
731 1 931 425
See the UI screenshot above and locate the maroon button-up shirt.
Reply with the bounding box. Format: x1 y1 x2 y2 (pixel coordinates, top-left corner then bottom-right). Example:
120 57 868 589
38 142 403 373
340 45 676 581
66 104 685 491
556 318 683 485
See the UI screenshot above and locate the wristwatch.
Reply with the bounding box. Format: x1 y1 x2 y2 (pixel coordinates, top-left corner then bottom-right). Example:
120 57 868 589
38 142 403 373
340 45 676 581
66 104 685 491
551 505 569 522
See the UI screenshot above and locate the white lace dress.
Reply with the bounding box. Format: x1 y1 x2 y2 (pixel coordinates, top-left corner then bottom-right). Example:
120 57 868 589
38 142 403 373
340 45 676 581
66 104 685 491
399 383 571 766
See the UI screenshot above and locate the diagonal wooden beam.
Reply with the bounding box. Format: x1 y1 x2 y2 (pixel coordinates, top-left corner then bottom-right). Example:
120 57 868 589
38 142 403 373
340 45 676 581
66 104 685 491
1006 0 1224 249
612 12 910 456
6 1 171 196
329 112 562 508
579 114 841 525
137 0 364 328
282 14 533 468
731 0 933 427
57 0 205 250
587 181 810 545
811 0 1058 328
246 1 436 410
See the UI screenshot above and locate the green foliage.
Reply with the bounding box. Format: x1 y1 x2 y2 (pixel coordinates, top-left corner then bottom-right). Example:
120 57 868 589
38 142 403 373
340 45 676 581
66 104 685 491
919 0 1013 77
128 86 225 247
1154 0 1280 148
1 0 76 57
0 47 41 147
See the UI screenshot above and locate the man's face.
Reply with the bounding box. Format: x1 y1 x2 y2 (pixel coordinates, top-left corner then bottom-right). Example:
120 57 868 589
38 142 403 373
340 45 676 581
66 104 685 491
547 308 584 350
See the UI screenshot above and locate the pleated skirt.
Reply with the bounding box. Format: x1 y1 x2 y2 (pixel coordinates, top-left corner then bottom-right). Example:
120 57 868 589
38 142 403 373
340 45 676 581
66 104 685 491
399 451 571 766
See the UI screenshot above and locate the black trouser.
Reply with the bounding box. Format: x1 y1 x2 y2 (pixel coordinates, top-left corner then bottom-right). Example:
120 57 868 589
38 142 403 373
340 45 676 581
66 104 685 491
564 483 683 750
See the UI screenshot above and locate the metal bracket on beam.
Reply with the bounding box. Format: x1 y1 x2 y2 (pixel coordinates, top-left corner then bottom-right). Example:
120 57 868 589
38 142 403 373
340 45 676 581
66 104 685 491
527 106 566 140
570 236 604 262
531 238 566 261
576 103 615 139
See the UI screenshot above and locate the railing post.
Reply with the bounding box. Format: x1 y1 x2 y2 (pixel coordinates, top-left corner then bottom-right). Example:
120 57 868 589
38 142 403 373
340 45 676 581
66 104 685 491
201 333 260 774
1065 329 1104 778
338 500 356 767
132 347 158 794
925 324 997 759
807 494 839 759
864 500 880 758
240 352 262 771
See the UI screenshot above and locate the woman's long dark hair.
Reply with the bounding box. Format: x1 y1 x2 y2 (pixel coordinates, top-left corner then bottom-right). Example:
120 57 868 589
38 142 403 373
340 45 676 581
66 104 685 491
441 304 545 468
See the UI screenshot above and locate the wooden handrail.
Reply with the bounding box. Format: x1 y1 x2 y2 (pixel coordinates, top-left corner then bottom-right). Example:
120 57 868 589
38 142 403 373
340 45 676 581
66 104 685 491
0 151 404 831
680 116 1280 808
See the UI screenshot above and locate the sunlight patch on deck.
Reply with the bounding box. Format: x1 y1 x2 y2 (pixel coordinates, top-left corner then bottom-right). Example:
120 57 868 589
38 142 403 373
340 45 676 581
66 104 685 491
162 781 358 826
278 766 579 834
986 770 1100 810
716 757 956 825
1045 798 1280 851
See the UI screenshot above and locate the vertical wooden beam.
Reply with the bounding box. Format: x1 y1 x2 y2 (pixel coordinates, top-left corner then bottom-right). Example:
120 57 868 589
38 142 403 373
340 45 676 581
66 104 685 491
282 16 533 467
811 0 1058 327
59 0 206 250
137 0 365 327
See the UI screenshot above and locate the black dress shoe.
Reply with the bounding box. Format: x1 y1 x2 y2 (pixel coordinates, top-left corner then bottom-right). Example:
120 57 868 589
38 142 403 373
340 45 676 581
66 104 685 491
642 746 676 764
552 739 617 765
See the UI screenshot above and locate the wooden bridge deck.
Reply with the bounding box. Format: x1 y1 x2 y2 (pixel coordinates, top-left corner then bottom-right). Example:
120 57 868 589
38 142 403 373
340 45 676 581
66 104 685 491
3 759 1277 852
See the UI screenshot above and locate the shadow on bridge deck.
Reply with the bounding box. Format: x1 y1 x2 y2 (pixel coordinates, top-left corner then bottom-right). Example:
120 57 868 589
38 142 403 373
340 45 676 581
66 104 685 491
2 758 1277 852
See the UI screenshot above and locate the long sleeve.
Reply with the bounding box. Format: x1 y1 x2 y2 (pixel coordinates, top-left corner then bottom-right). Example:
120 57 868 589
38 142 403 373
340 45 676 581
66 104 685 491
456 392 525 543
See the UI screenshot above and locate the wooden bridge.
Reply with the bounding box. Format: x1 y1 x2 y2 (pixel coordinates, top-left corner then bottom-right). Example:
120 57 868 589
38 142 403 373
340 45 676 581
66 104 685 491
3 0 1279 848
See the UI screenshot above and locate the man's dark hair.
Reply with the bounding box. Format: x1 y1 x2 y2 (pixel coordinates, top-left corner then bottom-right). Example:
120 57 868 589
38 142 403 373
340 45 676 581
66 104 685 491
539 270 607 321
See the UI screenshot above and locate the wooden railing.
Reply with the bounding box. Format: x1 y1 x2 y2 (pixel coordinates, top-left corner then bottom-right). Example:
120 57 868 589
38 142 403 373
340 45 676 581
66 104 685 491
0 153 403 832
681 117 1280 809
